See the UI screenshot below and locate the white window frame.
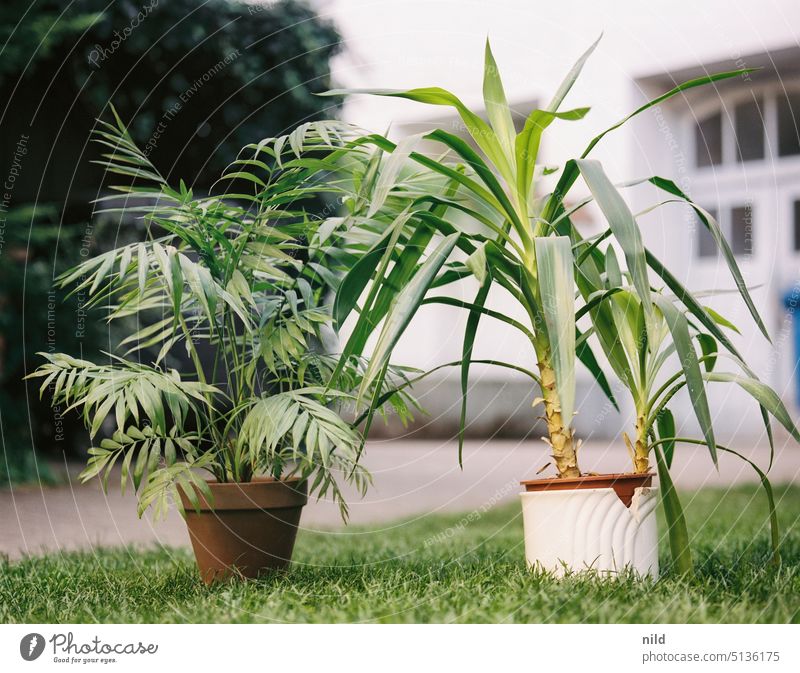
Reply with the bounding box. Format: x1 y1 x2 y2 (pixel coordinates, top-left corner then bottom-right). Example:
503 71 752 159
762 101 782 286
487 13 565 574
687 80 800 176
685 79 800 262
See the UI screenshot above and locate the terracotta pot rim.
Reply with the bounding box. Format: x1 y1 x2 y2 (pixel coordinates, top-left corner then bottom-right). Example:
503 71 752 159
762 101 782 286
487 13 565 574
520 472 655 507
520 472 655 488
202 476 305 488
179 476 308 512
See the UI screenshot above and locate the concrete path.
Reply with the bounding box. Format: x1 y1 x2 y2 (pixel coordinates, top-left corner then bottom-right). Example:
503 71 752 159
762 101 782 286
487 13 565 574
1 438 798 560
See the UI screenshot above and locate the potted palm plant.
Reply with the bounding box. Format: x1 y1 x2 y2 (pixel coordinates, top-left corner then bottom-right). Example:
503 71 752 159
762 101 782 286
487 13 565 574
28 111 413 584
315 37 799 576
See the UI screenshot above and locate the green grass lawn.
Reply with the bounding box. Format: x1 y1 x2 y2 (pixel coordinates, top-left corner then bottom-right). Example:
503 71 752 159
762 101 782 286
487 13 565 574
2 484 799 623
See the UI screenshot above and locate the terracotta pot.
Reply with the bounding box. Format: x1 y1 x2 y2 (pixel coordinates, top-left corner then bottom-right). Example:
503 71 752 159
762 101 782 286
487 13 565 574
519 473 659 578
179 477 307 584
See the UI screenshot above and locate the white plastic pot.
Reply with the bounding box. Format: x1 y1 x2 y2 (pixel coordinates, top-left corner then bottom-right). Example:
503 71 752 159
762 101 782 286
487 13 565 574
519 486 659 578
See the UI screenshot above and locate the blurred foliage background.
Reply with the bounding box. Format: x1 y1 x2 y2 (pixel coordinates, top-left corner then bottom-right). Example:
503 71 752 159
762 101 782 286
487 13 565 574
0 0 342 484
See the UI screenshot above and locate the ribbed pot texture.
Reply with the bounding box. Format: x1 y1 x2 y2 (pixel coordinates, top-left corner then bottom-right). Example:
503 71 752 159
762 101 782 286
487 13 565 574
179 477 307 584
519 473 659 578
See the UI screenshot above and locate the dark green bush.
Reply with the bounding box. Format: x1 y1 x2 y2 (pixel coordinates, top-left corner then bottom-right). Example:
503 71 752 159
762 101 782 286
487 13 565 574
0 0 343 483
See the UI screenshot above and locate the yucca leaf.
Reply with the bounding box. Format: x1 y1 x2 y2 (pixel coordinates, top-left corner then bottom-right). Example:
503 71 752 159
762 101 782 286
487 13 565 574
574 258 636 390
655 408 676 468
331 211 411 388
696 334 718 372
482 39 515 157
541 69 757 223
465 242 489 286
575 287 623 321
458 278 492 466
645 250 739 356
653 295 716 464
576 327 618 411
577 159 656 342
535 236 576 425
333 224 396 328
717 445 780 564
584 68 757 160
704 372 800 442
346 178 462 352
516 107 589 206
325 88 514 180
359 233 460 399
547 33 602 112
351 133 500 210
421 296 534 340
654 445 693 576
645 246 777 456
704 306 741 334
425 129 524 232
647 177 769 343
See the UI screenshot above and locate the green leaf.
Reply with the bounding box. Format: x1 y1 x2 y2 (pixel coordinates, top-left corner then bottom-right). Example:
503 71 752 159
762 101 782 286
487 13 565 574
704 306 741 335
458 278 492 466
327 87 514 181
482 39 515 156
351 133 500 211
577 159 656 341
575 329 618 411
515 107 589 205
465 242 488 286
717 445 780 564
704 372 800 442
421 297 531 343
645 250 741 358
582 68 757 158
359 233 460 398
647 179 770 343
656 409 676 468
424 129 523 232
341 176 461 354
574 263 635 390
654 446 693 576
653 295 716 465
169 249 183 317
696 333 718 372
333 226 394 328
368 133 422 217
535 236 576 425
330 210 412 386
540 68 756 226
546 33 602 112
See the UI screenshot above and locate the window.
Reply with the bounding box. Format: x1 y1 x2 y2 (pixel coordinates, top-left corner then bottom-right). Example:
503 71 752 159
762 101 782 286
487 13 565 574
778 92 800 157
695 112 723 167
696 206 754 258
697 207 718 258
730 205 753 255
735 97 764 162
794 200 800 251
692 90 800 165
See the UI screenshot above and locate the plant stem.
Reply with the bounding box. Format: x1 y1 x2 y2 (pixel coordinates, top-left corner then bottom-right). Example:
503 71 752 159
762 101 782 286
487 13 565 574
633 413 650 473
538 360 580 478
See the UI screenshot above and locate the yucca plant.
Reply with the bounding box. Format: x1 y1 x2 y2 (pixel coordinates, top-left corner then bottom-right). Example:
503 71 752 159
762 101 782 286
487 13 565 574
581 242 800 572
304 38 800 573
318 38 769 475
26 110 415 521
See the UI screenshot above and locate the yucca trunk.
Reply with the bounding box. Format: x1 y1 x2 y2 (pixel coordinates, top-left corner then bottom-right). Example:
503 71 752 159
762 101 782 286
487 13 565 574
633 414 650 474
539 361 580 478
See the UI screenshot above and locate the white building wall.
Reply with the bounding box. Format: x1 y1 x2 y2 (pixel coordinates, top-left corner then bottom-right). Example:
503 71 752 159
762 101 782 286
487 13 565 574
630 68 800 442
